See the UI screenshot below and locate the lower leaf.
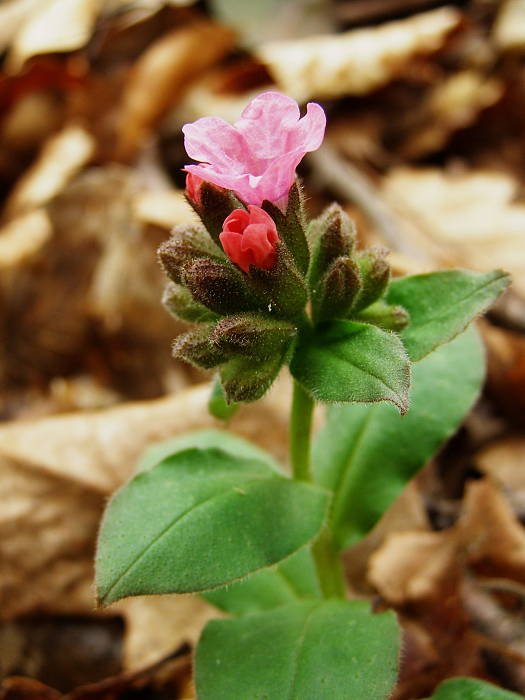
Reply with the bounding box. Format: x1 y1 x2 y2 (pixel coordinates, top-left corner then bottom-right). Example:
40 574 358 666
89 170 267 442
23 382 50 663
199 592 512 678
195 599 400 700
428 678 524 699
96 448 329 604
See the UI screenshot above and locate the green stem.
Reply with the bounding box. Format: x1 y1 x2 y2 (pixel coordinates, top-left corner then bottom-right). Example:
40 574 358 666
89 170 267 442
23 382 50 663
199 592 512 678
311 528 346 599
290 380 314 482
289 378 346 598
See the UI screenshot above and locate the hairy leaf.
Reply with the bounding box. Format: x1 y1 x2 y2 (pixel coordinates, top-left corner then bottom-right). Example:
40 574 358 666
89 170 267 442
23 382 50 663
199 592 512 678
313 327 484 549
387 269 510 361
196 600 400 699
96 448 329 604
290 320 410 414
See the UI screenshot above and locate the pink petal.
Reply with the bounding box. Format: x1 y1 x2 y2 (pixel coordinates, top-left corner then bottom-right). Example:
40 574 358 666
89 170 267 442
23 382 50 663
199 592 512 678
184 164 257 205
294 102 327 152
235 91 301 161
250 151 304 206
182 117 252 174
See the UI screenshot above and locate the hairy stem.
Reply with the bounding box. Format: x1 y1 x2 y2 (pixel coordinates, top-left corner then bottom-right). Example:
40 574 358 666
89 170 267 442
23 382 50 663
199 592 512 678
290 380 314 482
290 378 345 598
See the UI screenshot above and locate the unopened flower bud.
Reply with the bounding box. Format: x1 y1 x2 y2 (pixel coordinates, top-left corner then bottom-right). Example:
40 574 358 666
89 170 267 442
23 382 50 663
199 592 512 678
162 282 219 323
308 204 356 288
220 206 279 273
314 256 361 322
249 242 308 320
158 225 224 284
356 302 410 332
353 247 390 312
183 258 263 316
262 180 309 275
185 172 204 206
186 177 243 247
220 352 285 404
172 327 229 369
211 313 296 360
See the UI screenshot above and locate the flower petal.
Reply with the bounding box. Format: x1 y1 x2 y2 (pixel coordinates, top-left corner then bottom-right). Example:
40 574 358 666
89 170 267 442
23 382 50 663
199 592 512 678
182 117 252 174
235 91 301 161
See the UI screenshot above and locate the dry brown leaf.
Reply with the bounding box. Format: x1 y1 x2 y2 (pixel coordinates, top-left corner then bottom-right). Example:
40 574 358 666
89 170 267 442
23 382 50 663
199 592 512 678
494 0 525 51
117 595 220 671
399 71 503 159
475 437 525 494
133 189 198 229
0 456 103 618
7 0 103 72
370 480 525 605
369 530 458 605
0 378 290 619
382 168 525 295
116 21 235 159
460 480 525 581
4 126 95 218
344 481 429 593
0 0 44 55
256 7 461 101
482 323 525 421
0 209 52 269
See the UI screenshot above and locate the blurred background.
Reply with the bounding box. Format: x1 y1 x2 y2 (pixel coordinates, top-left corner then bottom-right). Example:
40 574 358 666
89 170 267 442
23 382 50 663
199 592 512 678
1 0 525 697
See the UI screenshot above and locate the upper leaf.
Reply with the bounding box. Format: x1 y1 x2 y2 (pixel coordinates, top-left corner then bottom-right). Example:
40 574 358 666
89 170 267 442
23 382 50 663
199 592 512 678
136 428 279 473
313 326 484 549
428 678 524 700
96 448 329 604
195 600 400 700
290 320 411 414
387 269 510 361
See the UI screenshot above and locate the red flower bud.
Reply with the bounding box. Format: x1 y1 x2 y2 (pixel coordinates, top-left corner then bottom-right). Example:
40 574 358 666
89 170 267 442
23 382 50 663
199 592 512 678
219 206 279 273
185 172 204 205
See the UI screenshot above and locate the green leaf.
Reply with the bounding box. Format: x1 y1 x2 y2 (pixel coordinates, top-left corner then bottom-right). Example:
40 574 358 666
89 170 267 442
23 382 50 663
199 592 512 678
290 320 411 414
208 377 239 421
387 269 510 361
203 546 321 615
96 448 329 604
428 678 524 699
136 428 279 473
196 599 400 699
313 326 484 549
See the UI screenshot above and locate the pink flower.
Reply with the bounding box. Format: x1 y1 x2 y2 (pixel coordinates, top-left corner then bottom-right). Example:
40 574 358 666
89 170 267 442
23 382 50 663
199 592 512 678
185 172 204 205
220 206 279 273
182 91 326 208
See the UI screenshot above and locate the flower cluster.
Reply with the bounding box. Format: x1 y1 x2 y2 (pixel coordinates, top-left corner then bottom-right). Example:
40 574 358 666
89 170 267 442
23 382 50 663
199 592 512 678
158 91 408 404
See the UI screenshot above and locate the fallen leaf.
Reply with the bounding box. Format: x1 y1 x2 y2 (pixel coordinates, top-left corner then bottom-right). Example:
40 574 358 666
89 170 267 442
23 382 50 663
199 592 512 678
482 323 525 421
0 210 52 269
116 21 235 159
117 595 220 672
369 530 459 605
5 126 95 218
7 0 103 73
460 480 525 582
398 71 503 159
133 189 197 229
382 168 525 296
256 7 461 101
494 0 525 51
